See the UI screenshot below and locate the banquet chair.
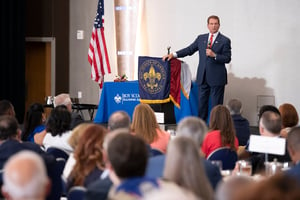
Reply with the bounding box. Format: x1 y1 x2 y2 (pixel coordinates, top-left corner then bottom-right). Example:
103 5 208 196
68 186 87 200
207 147 238 170
46 147 69 160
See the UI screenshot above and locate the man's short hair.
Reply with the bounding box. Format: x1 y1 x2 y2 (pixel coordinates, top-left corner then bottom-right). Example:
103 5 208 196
0 100 15 116
227 99 242 115
260 111 282 135
0 115 19 140
207 15 220 24
107 134 148 179
176 117 208 148
2 151 49 199
287 127 300 152
108 111 131 130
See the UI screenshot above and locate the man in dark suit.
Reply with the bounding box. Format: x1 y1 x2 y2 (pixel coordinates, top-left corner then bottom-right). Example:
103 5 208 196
0 115 62 200
163 15 231 121
227 99 251 146
145 117 222 190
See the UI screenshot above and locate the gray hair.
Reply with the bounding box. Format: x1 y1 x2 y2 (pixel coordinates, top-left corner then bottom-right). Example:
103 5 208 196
176 116 208 148
108 111 131 131
53 93 72 107
2 150 49 199
227 99 242 115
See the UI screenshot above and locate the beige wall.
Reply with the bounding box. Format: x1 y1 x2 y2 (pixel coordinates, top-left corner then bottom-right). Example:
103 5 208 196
70 0 300 125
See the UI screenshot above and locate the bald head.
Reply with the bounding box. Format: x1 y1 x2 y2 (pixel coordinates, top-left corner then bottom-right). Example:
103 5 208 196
2 151 49 200
108 111 131 131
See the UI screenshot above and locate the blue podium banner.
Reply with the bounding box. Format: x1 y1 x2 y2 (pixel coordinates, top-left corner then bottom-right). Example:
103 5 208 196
94 81 198 123
94 81 140 123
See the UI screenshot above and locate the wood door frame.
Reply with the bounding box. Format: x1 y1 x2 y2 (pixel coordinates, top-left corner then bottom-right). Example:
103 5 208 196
26 37 56 95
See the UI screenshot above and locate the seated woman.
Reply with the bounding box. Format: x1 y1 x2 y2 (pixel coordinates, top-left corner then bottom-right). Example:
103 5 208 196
63 123 94 182
22 103 46 142
66 124 107 190
202 105 239 158
42 105 73 154
163 137 214 200
131 103 170 153
279 103 299 138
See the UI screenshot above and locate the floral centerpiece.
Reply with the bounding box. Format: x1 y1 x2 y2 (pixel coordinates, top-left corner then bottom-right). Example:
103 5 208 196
114 74 128 82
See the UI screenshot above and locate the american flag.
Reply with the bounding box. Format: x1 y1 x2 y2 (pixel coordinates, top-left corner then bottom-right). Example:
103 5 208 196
88 0 111 88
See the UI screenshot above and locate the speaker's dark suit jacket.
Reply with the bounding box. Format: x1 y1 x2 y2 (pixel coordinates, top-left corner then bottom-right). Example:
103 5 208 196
176 33 231 86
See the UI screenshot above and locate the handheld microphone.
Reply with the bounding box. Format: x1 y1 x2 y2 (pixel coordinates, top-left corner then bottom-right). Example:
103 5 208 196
207 40 211 49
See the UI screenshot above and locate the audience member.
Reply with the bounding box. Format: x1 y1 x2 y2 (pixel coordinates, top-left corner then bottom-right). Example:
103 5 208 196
66 124 107 190
238 105 281 159
164 137 214 200
0 115 62 200
258 104 281 119
227 99 251 146
106 134 158 199
42 105 73 154
279 103 299 138
107 111 131 130
145 116 222 190
2 151 50 200
286 126 300 182
54 93 83 129
131 103 170 153
233 173 300 200
22 103 46 142
215 175 254 200
202 105 239 158
62 123 93 181
247 110 291 174
0 100 15 116
85 128 130 200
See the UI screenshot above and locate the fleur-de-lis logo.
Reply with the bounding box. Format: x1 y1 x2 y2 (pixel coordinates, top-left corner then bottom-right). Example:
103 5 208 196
143 65 161 90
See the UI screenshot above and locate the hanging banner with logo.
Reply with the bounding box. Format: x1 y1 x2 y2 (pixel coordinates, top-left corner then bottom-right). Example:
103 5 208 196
138 56 170 104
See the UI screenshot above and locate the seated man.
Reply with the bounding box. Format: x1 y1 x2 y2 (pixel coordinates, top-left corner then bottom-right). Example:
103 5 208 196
247 110 291 174
2 151 50 200
0 115 62 200
0 100 15 117
145 116 222 190
106 134 159 199
227 99 250 146
107 111 131 131
54 93 83 129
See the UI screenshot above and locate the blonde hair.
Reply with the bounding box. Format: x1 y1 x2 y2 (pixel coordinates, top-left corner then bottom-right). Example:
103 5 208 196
164 137 214 200
68 123 93 149
131 104 159 143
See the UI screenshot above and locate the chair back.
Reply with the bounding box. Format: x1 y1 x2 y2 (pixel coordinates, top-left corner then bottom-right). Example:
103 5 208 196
46 147 69 160
207 147 238 170
68 186 87 200
150 148 164 157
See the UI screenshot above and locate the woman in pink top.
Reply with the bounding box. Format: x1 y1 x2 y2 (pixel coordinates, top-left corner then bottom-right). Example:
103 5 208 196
131 104 170 153
202 105 239 158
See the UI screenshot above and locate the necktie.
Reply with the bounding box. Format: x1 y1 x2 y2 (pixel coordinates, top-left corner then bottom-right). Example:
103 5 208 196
208 34 213 49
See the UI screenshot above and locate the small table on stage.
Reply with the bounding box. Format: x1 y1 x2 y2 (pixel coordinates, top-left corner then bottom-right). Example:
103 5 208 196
44 103 98 121
72 104 98 121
